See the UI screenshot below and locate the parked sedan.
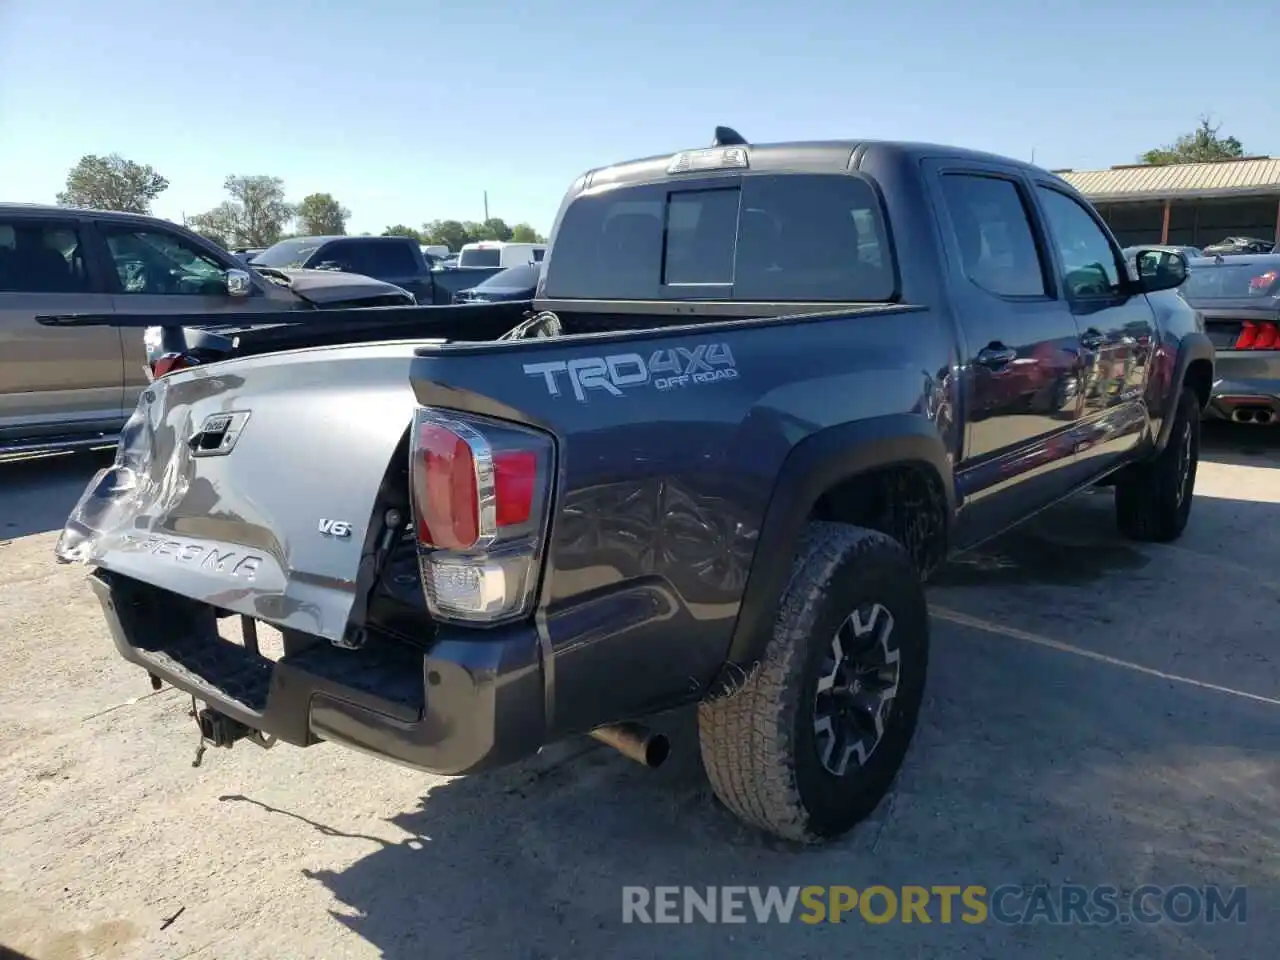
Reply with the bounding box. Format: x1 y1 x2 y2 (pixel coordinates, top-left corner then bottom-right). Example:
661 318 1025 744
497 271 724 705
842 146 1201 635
1202 236 1273 257
452 262 542 303
1182 253 1280 424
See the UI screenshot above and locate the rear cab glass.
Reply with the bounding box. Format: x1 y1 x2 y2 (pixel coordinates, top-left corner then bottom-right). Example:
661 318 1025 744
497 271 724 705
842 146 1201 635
459 247 501 268
543 174 895 302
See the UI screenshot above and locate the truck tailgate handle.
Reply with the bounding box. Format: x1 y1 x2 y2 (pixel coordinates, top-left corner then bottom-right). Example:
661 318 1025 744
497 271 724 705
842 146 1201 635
976 344 1017 367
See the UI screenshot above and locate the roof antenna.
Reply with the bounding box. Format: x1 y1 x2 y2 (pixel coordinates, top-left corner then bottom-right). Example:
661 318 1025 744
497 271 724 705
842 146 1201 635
713 126 747 147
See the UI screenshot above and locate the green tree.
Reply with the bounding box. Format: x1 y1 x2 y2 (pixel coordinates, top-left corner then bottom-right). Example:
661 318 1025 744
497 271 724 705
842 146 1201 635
1140 116 1245 166
185 204 237 248
475 217 514 242
382 224 424 241
188 175 294 248
510 223 547 244
295 192 350 235
422 219 472 252
56 153 169 214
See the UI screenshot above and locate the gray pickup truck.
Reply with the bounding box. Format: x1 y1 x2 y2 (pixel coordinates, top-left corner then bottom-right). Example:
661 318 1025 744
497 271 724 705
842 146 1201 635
0 204 413 455
57 131 1212 844
249 235 507 305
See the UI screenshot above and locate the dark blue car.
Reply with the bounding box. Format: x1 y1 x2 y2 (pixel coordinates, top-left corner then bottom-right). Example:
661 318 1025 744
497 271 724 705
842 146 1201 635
453 262 542 303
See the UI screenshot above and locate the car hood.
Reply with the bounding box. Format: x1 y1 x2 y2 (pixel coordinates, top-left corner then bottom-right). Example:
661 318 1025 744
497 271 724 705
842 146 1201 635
263 268 413 303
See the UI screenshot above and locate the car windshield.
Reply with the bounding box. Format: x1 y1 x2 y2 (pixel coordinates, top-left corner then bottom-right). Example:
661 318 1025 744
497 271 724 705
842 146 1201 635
458 247 501 268
251 238 327 268
472 263 541 291
1183 260 1280 298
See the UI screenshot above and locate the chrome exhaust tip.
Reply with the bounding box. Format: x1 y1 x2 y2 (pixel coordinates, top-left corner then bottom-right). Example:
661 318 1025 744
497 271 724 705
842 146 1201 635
589 722 671 768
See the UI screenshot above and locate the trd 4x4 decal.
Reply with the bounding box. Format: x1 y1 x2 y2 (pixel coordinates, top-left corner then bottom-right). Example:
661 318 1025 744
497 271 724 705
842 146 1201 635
523 343 738 402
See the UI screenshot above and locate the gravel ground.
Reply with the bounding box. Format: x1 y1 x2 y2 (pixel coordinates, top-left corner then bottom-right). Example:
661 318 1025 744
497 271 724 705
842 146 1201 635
1 423 1278 960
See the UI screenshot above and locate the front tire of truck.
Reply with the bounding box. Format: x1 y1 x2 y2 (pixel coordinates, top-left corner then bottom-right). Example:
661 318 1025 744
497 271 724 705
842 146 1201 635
697 522 929 844
1114 386 1199 543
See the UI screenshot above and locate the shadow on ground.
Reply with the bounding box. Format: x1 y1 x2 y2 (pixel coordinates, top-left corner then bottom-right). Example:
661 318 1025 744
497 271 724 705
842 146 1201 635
230 483 1280 959
235 624 1279 960
1200 420 1280 469
0 449 113 539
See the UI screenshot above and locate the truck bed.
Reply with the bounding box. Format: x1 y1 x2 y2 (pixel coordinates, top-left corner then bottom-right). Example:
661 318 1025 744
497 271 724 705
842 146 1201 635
56 296 950 739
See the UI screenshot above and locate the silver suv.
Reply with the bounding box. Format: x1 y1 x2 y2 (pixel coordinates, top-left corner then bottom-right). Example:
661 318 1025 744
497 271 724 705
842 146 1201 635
0 204 413 455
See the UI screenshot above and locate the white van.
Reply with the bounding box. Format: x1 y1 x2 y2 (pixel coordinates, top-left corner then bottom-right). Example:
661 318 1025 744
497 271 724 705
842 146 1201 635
457 240 547 269
420 244 450 261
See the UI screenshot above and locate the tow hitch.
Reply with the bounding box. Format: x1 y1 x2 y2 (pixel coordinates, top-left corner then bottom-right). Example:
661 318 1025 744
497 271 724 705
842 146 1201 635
188 696 277 768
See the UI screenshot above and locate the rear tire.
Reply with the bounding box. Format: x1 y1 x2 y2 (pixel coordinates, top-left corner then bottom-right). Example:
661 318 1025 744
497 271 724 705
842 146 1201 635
697 523 929 843
1115 386 1200 543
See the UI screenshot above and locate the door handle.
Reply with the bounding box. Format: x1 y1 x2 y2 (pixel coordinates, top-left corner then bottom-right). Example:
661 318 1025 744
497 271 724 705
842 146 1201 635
975 345 1017 367
1080 329 1106 350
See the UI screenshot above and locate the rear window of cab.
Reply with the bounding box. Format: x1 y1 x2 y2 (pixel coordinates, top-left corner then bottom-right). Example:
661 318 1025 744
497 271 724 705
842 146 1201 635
543 173 895 302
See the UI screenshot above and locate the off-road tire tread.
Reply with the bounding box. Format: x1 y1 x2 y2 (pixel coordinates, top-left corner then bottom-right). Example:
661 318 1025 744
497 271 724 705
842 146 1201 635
697 522 922 843
1115 386 1199 543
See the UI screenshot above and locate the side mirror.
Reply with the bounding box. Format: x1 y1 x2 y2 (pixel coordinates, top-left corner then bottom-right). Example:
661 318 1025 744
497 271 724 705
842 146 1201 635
225 268 253 297
1133 249 1188 293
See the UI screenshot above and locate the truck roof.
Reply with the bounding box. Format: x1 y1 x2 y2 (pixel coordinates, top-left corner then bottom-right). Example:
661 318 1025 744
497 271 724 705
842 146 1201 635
289 234 415 244
576 137 1070 192
0 202 184 225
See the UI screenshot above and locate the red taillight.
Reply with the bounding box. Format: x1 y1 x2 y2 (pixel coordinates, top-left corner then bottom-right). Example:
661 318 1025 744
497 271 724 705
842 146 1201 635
151 353 193 379
1233 321 1280 350
414 422 480 549
1249 271 1277 293
494 450 537 527
409 409 554 624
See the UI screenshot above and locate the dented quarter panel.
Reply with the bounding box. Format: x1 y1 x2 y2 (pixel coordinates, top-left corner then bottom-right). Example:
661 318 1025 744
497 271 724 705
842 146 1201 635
58 341 424 642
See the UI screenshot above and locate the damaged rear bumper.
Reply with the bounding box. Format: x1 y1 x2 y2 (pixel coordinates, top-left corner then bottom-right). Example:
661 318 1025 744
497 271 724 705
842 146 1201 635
90 569 546 776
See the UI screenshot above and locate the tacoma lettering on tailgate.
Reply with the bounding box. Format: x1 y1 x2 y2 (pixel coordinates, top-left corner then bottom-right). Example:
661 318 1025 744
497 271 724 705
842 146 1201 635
121 535 263 580
523 343 737 402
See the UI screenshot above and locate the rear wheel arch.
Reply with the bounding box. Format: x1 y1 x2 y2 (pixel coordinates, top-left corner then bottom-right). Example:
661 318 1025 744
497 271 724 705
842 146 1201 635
1155 332 1214 452
1183 357 1212 411
713 416 953 693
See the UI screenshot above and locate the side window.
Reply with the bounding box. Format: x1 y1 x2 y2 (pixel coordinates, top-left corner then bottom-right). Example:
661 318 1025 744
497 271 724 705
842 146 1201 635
1034 187 1123 298
0 219 91 293
360 241 417 275
317 242 380 275
102 227 229 295
938 175 1047 298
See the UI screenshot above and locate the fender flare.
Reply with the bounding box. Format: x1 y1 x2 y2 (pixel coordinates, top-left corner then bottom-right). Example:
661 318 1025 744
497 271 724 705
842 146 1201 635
713 414 954 689
1154 331 1214 453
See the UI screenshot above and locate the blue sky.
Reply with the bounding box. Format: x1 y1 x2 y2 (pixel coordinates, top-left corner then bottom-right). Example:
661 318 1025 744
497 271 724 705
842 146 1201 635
1 0 1276 236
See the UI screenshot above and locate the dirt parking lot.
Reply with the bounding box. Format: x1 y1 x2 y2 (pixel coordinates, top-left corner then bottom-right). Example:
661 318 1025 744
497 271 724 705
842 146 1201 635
2 424 1278 960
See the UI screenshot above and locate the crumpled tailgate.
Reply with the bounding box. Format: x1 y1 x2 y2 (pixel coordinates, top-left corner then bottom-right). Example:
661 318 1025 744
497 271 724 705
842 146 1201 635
56 342 422 644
